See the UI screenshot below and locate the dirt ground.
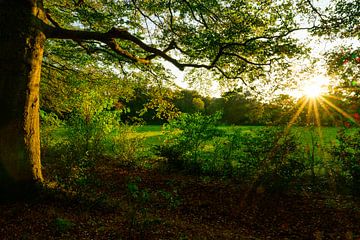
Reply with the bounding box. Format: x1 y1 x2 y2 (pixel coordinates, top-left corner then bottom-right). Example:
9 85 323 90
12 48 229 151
1 165 359 240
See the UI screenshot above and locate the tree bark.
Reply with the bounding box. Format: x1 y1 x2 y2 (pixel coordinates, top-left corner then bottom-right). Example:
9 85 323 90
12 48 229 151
0 0 46 190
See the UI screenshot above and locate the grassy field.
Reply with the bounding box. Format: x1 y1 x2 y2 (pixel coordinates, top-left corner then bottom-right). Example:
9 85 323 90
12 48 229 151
44 124 341 148
134 124 340 147
43 124 342 161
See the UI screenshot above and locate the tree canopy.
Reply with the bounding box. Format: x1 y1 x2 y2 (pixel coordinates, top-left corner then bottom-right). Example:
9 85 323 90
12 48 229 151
43 0 309 88
306 0 359 86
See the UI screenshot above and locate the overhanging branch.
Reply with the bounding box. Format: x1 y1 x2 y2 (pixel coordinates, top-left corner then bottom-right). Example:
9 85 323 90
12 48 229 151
43 12 309 76
45 25 187 68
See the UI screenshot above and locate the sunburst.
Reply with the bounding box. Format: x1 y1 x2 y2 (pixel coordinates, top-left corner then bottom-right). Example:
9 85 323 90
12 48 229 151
300 77 329 99
284 75 358 143
302 84 323 98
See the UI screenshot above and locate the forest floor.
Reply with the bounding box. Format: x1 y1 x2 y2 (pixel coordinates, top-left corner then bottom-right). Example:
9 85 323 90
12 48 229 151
1 163 360 240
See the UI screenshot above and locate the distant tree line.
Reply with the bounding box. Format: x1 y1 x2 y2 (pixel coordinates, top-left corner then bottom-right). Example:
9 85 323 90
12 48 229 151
119 87 360 127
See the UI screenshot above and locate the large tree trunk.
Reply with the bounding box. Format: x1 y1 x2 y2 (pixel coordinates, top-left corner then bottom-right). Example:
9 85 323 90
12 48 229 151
0 0 46 191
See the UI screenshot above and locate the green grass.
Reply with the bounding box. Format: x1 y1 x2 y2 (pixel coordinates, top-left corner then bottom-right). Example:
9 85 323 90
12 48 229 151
135 125 341 148
291 126 339 147
43 124 343 149
134 125 164 146
135 125 163 133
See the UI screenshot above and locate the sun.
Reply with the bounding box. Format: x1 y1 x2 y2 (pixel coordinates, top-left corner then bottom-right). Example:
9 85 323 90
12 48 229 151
300 76 329 99
285 74 358 132
302 84 323 98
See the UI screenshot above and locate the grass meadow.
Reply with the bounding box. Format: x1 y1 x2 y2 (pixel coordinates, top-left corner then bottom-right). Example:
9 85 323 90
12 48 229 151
134 124 340 148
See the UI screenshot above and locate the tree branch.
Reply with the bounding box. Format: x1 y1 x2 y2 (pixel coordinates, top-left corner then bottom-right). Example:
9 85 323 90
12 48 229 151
181 0 201 24
215 67 260 94
167 0 176 32
223 52 270 66
43 13 309 75
224 27 312 49
44 12 151 64
105 39 149 64
45 11 61 28
146 39 177 60
306 0 326 21
130 0 161 29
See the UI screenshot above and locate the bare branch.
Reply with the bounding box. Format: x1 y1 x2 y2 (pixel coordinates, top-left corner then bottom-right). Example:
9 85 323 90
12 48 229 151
210 47 224 67
43 12 150 63
193 0 221 22
215 67 260 94
167 0 176 32
199 12 209 29
75 40 95 55
43 61 73 73
45 25 184 68
180 0 209 28
215 67 249 87
178 63 213 69
181 0 200 23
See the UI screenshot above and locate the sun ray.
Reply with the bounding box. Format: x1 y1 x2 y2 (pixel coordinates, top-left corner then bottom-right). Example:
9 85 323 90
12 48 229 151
306 98 314 125
285 97 309 133
313 99 320 127
325 94 346 101
317 97 333 117
319 96 359 126
317 97 340 126
312 98 325 148
313 98 330 173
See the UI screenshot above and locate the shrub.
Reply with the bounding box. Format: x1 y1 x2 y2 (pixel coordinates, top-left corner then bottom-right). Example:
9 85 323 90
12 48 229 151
41 102 124 190
330 127 360 196
156 112 223 173
109 124 146 167
157 113 305 192
41 101 148 191
217 127 305 191
40 110 63 157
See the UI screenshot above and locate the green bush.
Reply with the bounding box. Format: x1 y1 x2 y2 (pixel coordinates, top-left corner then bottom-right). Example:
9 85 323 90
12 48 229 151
216 127 305 191
40 110 63 157
156 112 223 173
41 100 148 190
330 127 360 195
53 217 74 233
110 124 146 167
70 109 120 171
41 99 125 190
157 114 305 192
